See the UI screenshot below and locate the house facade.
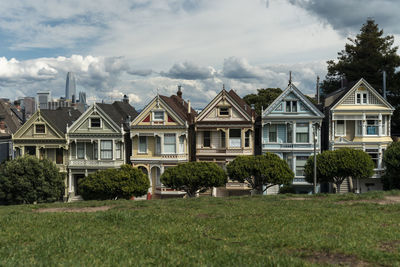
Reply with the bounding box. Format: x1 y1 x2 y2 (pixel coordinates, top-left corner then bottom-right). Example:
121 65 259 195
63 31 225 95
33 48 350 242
323 78 394 193
0 99 23 162
261 83 324 194
130 89 195 198
66 100 137 199
195 88 255 196
12 108 82 197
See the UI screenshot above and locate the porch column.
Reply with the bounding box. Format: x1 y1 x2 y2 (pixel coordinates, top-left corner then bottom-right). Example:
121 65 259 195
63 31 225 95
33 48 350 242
292 122 296 143
112 139 116 160
176 133 179 154
98 139 101 160
241 129 245 148
378 113 382 136
378 145 382 169
84 141 87 160
362 113 366 136
35 146 40 159
331 121 335 140
68 172 73 193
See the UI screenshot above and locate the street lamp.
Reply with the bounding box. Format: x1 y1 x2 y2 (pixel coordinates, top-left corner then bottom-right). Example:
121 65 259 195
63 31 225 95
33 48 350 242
312 122 320 194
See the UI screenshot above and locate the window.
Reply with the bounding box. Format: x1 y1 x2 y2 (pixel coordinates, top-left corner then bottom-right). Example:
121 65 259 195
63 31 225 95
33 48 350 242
382 149 386 168
94 141 98 159
357 120 362 135
366 116 378 135
336 120 345 136
179 135 185 153
219 107 229 116
100 140 112 159
245 130 250 147
296 123 309 143
155 136 161 154
115 142 121 159
229 129 241 148
269 125 277 142
164 134 176 153
220 131 226 148
287 124 293 143
90 118 101 128
56 148 63 164
35 124 45 134
203 131 211 147
139 136 147 153
283 153 293 169
77 142 84 159
296 156 308 176
366 149 379 168
153 111 164 121
382 116 387 135
356 93 368 104
286 101 297 112
25 146 36 156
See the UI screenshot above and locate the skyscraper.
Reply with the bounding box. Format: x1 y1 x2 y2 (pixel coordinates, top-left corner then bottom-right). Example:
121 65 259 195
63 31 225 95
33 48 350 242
65 72 76 100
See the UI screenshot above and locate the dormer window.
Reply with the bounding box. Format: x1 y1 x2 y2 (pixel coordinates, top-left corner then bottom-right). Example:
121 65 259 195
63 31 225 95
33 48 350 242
219 107 229 116
153 111 164 121
356 92 368 104
35 124 45 134
90 118 101 128
286 101 297 112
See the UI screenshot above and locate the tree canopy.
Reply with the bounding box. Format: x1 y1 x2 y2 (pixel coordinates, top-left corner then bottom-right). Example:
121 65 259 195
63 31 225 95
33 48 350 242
0 155 65 204
382 142 400 190
321 19 400 96
304 148 374 193
243 88 282 115
160 162 227 197
227 154 294 193
78 164 149 200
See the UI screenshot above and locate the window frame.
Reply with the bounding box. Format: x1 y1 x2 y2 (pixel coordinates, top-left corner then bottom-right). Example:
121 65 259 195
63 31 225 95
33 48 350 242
115 142 121 159
153 111 164 121
34 124 46 134
164 133 176 154
100 140 113 160
203 131 211 148
335 120 345 136
90 118 101 128
296 123 309 143
219 107 230 116
77 142 85 159
138 136 147 153
295 156 309 177
229 129 242 148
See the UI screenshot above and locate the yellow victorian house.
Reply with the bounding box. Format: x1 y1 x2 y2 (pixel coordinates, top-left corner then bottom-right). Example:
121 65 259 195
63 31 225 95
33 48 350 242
130 87 195 198
323 78 394 193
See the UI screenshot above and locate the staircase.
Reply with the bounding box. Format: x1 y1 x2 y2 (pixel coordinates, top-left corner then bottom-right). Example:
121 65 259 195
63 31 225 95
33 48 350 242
67 194 83 202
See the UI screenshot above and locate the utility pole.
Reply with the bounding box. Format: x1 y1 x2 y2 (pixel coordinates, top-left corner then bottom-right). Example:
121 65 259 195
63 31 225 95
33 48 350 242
313 123 318 194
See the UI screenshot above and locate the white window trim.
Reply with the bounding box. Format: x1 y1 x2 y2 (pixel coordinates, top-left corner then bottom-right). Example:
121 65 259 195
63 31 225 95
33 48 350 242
152 110 164 122
138 136 147 154
100 140 113 160
163 133 176 154
218 107 230 117
34 123 47 134
89 117 102 129
365 119 379 136
335 120 346 137
356 92 368 104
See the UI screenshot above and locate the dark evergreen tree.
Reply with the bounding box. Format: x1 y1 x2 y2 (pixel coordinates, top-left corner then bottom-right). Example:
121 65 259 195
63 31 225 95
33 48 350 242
243 88 282 115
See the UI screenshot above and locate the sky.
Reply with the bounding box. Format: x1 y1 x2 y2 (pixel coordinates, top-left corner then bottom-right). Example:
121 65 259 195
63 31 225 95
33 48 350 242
0 0 399 109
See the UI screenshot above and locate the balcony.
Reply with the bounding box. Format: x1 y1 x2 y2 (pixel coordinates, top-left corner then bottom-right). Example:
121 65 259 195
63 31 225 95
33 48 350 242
68 159 124 168
131 153 188 162
196 147 253 156
262 143 316 150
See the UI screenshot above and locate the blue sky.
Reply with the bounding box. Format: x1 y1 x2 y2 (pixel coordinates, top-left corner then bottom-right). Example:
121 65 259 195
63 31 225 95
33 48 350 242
0 0 399 109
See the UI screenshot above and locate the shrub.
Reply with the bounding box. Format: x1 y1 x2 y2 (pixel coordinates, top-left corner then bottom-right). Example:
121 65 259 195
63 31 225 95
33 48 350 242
382 142 400 190
279 185 296 194
0 155 65 204
78 164 149 200
161 162 227 197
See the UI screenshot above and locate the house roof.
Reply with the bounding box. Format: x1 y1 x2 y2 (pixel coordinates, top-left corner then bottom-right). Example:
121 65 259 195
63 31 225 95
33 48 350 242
227 89 253 117
40 108 82 134
323 81 357 108
0 99 24 136
97 101 138 129
159 95 196 123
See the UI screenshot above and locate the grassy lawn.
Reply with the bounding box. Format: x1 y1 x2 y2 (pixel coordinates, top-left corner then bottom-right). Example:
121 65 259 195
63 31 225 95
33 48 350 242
1 191 400 266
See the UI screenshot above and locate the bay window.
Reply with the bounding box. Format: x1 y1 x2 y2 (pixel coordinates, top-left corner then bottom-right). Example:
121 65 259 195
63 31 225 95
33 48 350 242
336 120 345 136
296 123 309 143
366 149 379 168
229 129 241 147
77 142 84 159
115 142 121 159
296 156 308 176
179 135 185 153
203 131 211 147
366 116 378 135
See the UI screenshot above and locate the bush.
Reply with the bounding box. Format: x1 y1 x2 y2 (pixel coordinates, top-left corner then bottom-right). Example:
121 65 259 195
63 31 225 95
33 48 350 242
382 142 400 190
279 185 296 194
78 164 150 200
161 162 227 197
0 155 65 204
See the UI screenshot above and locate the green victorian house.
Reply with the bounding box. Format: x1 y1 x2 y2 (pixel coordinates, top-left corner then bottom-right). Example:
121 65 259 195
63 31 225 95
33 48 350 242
66 98 137 200
12 107 82 197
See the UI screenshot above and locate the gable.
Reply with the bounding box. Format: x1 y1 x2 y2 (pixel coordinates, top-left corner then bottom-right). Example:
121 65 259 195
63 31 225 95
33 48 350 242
263 84 324 119
13 111 64 140
132 96 185 127
68 104 122 134
197 90 252 122
335 79 394 111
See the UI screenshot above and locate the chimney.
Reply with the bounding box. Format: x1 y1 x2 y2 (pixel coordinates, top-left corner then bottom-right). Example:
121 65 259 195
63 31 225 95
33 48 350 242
187 100 191 113
383 70 387 99
316 76 320 105
123 94 129 103
177 85 182 98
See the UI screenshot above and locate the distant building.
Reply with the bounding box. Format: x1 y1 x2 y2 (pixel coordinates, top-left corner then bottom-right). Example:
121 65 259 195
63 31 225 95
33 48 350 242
65 72 76 100
18 97 36 118
37 91 51 110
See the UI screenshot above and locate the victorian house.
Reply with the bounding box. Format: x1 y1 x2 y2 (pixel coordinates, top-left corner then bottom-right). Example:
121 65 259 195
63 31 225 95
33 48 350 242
323 78 394 193
12 107 82 197
195 88 255 196
66 98 137 199
261 82 324 194
130 88 195 198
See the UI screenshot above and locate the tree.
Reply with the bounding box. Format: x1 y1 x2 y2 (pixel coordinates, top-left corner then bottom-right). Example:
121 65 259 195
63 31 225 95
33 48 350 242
227 154 294 194
243 88 282 115
78 164 149 200
160 162 227 197
382 142 400 190
0 155 65 204
304 148 374 193
321 19 400 96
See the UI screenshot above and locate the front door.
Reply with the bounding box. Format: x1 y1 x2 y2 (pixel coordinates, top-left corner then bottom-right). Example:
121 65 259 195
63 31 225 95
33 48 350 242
74 174 85 195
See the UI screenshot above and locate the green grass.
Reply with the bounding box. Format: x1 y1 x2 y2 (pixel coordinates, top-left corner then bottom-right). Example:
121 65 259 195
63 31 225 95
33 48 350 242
1 191 400 266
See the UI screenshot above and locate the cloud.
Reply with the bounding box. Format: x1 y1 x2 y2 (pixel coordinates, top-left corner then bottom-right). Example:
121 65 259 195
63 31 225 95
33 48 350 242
223 57 266 79
288 0 400 35
127 69 153 76
160 61 216 80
